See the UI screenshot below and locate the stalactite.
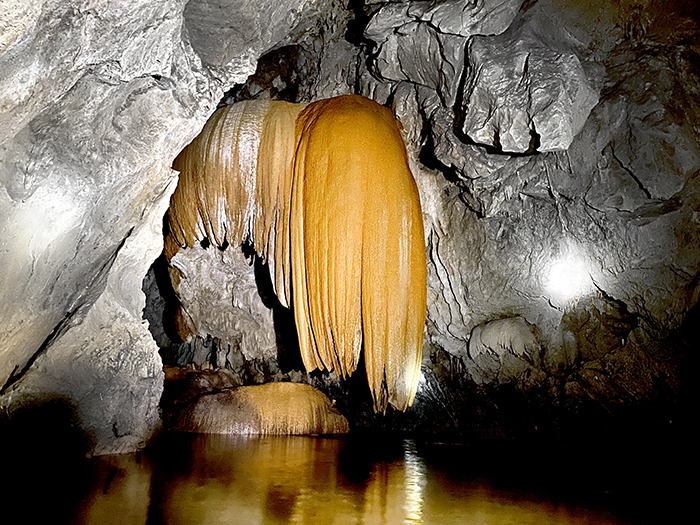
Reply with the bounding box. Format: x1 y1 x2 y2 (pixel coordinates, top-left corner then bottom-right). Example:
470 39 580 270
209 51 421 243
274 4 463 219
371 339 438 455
291 96 427 411
166 95 426 413
253 101 307 307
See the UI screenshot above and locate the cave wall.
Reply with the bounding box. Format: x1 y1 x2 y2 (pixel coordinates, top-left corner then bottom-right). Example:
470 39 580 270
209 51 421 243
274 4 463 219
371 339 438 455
363 0 699 430
161 0 699 439
0 0 338 455
1 0 698 454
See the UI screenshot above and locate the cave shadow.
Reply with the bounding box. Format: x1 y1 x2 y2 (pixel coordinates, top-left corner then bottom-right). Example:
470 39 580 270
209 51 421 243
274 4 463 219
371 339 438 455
249 249 305 374
0 396 96 525
148 252 185 349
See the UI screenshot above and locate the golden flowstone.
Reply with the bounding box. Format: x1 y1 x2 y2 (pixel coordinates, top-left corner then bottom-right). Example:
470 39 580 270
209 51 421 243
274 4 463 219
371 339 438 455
174 382 349 435
167 95 427 413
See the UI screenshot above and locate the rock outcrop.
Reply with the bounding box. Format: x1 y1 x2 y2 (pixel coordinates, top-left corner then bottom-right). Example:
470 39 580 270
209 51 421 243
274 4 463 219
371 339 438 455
170 244 278 363
361 0 698 436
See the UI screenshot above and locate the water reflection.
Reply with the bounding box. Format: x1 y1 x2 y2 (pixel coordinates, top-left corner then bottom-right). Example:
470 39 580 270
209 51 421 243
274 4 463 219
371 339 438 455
403 439 426 524
72 434 661 525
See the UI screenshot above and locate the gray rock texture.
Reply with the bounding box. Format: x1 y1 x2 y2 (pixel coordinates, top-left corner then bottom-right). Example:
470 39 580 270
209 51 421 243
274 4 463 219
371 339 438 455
462 5 599 153
1 189 172 454
0 0 334 455
357 0 698 436
2 0 697 451
169 244 277 362
365 0 523 108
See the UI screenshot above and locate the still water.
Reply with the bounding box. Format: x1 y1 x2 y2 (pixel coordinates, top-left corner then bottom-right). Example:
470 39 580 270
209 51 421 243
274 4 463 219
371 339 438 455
38 433 681 525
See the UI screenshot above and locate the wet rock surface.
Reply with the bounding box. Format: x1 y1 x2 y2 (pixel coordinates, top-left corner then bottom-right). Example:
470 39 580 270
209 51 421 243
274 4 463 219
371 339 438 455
0 0 340 455
2 0 698 452
173 381 349 435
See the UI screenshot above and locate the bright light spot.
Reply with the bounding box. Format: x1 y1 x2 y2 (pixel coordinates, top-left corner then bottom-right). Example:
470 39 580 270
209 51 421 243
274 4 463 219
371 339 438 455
22 185 81 248
403 440 425 524
545 245 594 305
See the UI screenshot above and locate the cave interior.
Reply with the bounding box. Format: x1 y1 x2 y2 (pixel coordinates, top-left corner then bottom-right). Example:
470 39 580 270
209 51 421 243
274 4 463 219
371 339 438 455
0 0 698 523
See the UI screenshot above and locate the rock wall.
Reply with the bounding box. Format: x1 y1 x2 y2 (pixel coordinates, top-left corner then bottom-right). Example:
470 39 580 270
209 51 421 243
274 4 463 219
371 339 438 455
359 0 699 436
1 0 697 453
159 0 698 440
170 244 278 363
0 0 335 455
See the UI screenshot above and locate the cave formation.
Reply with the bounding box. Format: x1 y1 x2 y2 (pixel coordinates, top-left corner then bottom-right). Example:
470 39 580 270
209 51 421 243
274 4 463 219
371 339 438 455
173 382 350 435
0 0 697 464
167 95 426 414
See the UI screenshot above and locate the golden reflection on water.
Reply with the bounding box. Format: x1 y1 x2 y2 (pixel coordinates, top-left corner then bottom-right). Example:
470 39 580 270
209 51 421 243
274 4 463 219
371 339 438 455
403 439 425 524
77 435 627 525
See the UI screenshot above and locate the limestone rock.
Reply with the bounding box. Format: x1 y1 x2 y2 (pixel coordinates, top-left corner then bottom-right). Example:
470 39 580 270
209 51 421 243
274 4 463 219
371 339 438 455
218 0 359 105
365 0 523 43
422 175 485 354
0 0 206 399
468 317 539 360
174 382 349 435
0 178 174 454
0 0 340 456
170 244 277 362
368 20 465 107
560 295 638 363
362 0 698 432
461 4 599 152
463 317 545 387
365 0 523 107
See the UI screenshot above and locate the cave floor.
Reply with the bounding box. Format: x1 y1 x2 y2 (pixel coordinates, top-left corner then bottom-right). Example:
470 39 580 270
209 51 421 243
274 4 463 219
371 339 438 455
3 432 690 525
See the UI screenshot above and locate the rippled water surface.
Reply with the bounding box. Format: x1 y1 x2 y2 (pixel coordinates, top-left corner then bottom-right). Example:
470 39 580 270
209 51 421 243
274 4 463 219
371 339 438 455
8 432 688 524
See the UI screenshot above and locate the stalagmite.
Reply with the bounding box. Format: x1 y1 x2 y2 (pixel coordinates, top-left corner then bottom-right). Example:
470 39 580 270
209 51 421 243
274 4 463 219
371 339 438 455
174 382 349 435
166 95 427 412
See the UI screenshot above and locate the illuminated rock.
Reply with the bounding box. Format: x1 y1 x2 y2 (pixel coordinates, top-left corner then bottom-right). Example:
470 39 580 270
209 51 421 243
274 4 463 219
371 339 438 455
364 0 698 434
468 317 539 361
174 382 349 435
461 5 599 153
0 0 341 455
467 317 547 387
